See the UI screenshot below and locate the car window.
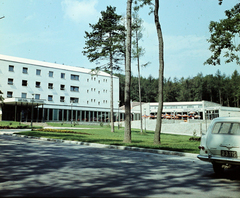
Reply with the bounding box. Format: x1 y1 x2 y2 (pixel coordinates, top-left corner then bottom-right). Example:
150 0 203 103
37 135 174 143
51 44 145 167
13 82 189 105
230 123 240 134
212 122 240 135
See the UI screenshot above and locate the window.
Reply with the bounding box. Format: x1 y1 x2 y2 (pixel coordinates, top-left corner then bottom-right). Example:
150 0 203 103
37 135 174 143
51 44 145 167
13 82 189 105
49 71 53 77
87 79 89 82
36 82 41 88
60 96 65 102
9 65 14 72
71 74 79 80
48 95 53 101
61 73 65 79
22 80 27 86
8 78 13 85
21 93 27 98
60 84 65 90
98 80 100 84
70 97 79 103
35 94 40 100
48 83 53 89
23 67 28 74
212 122 240 135
98 91 100 94
36 69 41 76
70 86 79 92
7 91 13 98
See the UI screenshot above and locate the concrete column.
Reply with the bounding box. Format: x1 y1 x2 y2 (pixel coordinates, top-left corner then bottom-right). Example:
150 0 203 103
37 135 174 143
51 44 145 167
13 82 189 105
42 104 45 122
37 105 39 122
15 102 17 121
0 104 2 121
47 108 49 121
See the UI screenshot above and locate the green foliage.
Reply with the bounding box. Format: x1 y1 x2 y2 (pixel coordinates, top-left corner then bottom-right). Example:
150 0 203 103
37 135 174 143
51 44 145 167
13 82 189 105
0 90 4 102
82 6 126 71
0 121 28 129
34 128 89 135
18 128 200 153
205 3 240 65
116 69 240 108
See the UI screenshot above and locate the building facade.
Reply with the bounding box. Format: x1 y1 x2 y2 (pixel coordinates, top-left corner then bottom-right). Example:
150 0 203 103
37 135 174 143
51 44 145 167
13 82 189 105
0 54 120 123
131 101 240 120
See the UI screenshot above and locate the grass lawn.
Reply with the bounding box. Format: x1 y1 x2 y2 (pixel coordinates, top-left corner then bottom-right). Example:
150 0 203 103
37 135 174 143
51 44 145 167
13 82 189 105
15 122 201 154
0 121 29 128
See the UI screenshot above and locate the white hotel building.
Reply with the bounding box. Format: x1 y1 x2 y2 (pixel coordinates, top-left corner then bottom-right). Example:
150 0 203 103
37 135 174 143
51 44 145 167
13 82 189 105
0 54 120 123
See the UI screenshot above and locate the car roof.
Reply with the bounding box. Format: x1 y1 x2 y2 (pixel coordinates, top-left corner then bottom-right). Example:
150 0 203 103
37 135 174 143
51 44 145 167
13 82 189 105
212 117 240 122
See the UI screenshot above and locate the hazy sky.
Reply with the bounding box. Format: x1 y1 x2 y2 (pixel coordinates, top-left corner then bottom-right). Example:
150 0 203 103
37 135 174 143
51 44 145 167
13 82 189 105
0 0 239 79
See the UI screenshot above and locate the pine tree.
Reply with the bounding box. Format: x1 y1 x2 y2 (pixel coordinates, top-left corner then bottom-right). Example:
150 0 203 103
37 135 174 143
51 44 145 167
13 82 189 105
83 6 125 132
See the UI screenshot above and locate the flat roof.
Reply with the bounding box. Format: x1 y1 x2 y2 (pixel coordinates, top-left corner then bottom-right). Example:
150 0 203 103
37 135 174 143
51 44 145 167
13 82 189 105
149 101 202 106
0 54 114 78
149 101 221 106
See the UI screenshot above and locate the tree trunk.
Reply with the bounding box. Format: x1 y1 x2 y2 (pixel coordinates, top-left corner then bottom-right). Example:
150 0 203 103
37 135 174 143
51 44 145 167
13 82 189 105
136 32 143 134
154 0 164 145
124 0 132 143
110 50 114 132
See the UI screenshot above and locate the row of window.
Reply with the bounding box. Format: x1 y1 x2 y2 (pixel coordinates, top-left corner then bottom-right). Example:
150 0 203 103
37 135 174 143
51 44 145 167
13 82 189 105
8 65 108 82
8 78 108 93
6 91 107 104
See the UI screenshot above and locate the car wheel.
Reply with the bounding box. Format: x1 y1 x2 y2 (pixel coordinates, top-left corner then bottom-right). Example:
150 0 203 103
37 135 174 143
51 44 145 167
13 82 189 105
212 163 224 174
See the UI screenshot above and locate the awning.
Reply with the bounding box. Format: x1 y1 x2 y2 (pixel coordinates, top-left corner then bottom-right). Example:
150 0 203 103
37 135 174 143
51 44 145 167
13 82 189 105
1 97 45 106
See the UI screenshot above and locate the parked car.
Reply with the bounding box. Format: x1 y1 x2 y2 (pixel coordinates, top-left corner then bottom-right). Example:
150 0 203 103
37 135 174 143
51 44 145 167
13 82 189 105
198 117 240 174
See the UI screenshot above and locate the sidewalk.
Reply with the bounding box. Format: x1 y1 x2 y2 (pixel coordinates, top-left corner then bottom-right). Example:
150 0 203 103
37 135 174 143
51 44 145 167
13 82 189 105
0 128 198 158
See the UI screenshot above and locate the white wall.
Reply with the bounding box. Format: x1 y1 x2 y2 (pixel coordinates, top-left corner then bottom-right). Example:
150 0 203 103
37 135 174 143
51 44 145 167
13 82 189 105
0 55 119 111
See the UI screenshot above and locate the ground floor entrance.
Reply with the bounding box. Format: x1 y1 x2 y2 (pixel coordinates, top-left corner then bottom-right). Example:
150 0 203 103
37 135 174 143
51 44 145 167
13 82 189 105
1 104 127 123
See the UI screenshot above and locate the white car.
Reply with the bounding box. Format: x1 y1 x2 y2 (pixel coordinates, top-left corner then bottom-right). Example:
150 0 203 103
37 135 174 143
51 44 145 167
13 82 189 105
198 117 240 174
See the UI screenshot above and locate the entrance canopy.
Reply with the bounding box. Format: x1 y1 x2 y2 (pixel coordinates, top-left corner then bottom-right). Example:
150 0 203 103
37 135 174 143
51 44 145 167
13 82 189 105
1 97 45 106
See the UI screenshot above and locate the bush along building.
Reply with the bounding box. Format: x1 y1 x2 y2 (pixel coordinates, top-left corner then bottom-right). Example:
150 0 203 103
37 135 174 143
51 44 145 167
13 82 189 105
0 54 121 123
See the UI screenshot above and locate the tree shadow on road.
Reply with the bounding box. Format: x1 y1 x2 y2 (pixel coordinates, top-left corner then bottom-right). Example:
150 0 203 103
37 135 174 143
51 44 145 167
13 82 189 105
0 135 240 197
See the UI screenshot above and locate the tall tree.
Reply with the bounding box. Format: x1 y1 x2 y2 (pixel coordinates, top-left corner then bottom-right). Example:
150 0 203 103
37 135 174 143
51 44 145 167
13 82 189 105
0 90 3 101
230 70 240 107
205 3 240 65
137 0 164 144
132 8 147 134
124 0 132 143
153 0 164 145
83 6 125 132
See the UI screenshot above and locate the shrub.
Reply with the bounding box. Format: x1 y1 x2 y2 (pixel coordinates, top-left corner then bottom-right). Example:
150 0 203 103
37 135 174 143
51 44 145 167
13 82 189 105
34 128 90 135
189 137 201 141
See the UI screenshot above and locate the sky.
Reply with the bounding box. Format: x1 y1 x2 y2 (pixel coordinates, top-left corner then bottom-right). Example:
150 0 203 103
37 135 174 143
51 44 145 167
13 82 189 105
0 0 239 79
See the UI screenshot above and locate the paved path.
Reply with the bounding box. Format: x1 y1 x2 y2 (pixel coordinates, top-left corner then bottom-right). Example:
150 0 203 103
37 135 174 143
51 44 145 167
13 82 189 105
0 134 240 197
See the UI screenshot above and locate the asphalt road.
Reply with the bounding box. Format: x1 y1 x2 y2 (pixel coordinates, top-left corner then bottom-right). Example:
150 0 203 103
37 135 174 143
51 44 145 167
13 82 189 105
0 135 240 197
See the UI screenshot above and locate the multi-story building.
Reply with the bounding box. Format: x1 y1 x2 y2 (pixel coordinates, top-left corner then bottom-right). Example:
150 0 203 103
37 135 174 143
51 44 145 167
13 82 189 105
0 54 120 122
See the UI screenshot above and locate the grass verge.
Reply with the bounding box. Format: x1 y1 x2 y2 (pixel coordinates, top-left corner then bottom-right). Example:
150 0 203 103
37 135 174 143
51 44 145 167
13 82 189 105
16 123 200 154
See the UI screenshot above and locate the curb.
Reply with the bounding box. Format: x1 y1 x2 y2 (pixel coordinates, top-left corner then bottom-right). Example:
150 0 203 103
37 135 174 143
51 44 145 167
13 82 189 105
1 132 198 158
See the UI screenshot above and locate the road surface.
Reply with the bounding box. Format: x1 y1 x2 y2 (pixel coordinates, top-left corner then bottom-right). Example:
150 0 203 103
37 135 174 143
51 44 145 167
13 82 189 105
0 135 240 197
